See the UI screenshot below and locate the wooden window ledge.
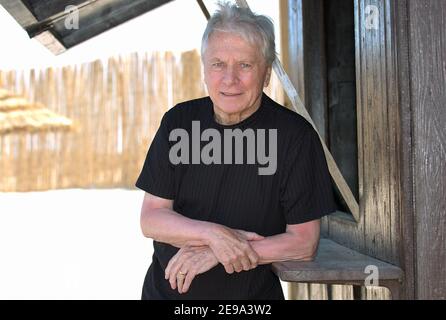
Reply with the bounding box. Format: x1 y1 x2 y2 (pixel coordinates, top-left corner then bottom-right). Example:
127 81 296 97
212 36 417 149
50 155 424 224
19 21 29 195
272 239 404 299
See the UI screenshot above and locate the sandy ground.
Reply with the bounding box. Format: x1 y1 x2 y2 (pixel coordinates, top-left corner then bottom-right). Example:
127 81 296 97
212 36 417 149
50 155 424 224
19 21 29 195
0 189 151 300
0 189 288 300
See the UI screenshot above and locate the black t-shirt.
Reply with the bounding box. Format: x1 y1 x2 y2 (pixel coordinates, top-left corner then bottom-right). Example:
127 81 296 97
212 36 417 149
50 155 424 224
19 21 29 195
136 93 337 299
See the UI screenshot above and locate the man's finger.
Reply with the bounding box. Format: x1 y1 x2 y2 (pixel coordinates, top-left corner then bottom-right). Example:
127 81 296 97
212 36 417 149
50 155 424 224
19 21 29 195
182 271 196 293
224 263 235 274
177 269 189 294
246 249 259 267
169 270 177 290
171 254 192 291
168 255 185 289
165 250 181 280
232 260 243 273
240 256 251 271
237 230 265 241
169 260 185 290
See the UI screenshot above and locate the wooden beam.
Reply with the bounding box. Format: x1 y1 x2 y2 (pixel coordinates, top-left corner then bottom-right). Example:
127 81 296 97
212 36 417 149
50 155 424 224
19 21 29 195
1 0 173 51
59 0 173 48
33 31 66 55
196 0 210 20
24 0 97 38
394 0 415 300
280 0 306 106
0 0 38 26
408 0 446 299
0 0 66 54
198 0 360 220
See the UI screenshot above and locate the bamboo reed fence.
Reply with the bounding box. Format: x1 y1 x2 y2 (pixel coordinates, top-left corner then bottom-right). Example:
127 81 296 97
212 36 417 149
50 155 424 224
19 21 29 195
0 50 284 192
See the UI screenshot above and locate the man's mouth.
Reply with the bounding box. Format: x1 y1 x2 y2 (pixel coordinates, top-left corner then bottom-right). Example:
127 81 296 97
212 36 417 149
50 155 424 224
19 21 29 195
221 92 243 97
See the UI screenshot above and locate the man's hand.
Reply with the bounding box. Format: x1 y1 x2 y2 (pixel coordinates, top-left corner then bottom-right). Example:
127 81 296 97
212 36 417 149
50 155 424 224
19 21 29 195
165 246 219 294
206 225 264 274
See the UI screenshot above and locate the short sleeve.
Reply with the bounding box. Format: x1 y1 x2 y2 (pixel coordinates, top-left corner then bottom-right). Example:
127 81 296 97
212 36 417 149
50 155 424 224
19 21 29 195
135 113 175 199
280 126 337 224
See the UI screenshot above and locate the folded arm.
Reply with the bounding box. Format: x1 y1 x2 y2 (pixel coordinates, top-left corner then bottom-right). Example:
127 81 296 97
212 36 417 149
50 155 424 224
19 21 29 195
140 192 263 273
140 192 211 248
249 220 321 264
163 219 321 294
141 192 320 294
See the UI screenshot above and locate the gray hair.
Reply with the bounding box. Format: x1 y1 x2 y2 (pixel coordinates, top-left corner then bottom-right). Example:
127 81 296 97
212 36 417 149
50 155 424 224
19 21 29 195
201 2 276 66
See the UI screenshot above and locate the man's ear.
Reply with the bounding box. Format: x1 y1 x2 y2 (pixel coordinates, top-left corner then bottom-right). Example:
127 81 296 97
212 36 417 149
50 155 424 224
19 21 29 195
263 66 272 87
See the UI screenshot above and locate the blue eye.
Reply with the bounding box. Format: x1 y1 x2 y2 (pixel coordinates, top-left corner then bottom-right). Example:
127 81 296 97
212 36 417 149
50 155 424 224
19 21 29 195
240 63 251 69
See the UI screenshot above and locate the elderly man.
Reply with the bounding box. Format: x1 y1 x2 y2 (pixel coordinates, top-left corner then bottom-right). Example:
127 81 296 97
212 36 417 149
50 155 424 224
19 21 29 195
136 2 336 299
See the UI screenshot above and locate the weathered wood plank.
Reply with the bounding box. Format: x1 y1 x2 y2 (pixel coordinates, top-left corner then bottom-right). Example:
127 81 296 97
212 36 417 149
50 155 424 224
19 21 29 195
273 239 403 282
393 0 415 300
358 0 401 300
408 0 446 300
360 0 393 263
279 0 306 105
384 0 402 270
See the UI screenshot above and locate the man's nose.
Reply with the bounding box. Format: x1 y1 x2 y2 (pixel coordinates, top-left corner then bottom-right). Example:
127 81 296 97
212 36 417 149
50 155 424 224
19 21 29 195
222 66 239 85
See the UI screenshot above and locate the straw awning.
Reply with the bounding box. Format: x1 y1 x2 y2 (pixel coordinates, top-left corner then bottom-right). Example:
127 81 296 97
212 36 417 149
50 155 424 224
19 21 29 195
0 88 73 134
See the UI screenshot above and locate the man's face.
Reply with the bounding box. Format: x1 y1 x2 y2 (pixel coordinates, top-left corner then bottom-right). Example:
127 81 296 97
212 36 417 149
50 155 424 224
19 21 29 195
203 31 271 120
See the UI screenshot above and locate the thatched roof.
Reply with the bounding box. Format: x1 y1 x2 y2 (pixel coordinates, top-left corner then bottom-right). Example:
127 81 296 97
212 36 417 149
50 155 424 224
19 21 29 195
0 88 73 134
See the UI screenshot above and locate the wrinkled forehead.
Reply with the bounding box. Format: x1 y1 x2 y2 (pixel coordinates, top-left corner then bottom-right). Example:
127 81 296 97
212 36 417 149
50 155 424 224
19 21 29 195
204 30 264 62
